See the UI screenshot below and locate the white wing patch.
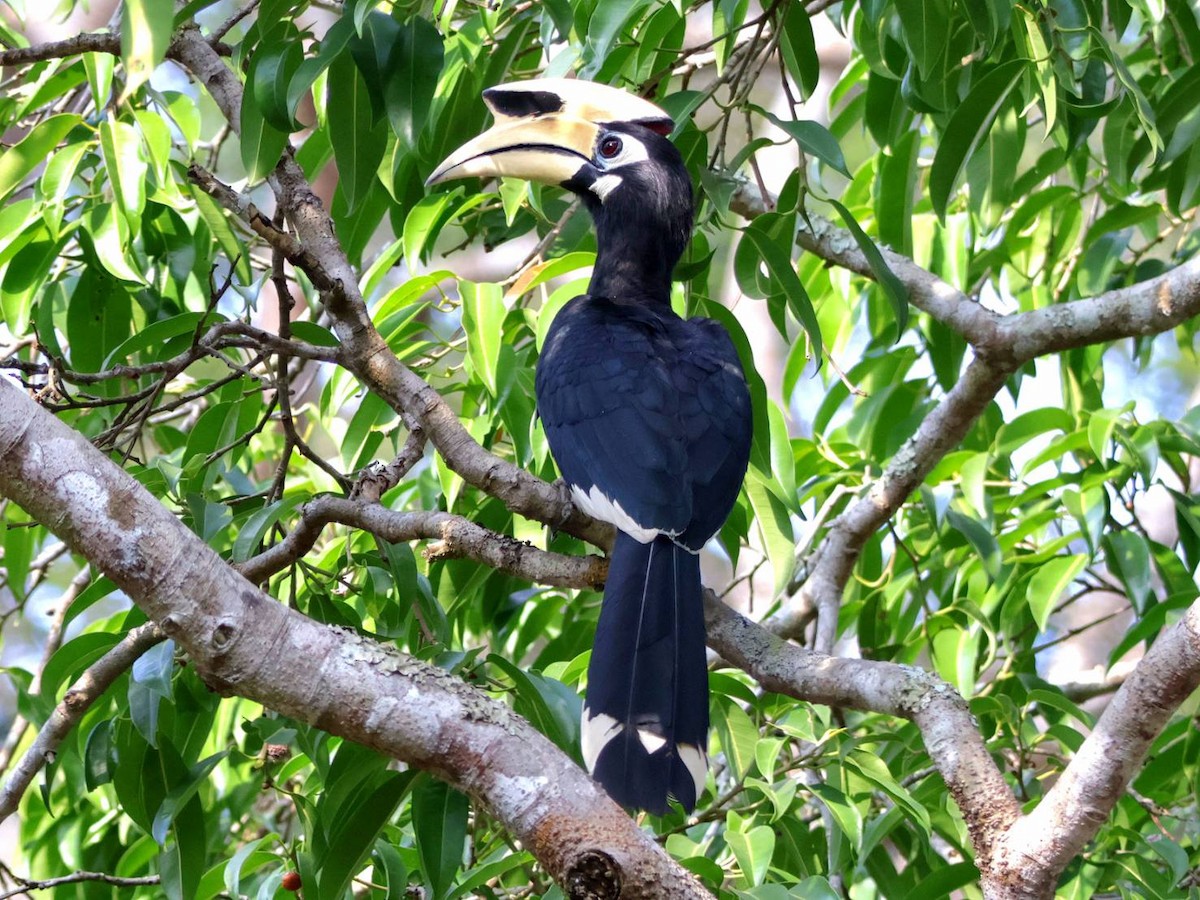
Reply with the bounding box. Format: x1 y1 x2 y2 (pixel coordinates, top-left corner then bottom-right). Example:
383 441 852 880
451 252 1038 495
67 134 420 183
581 710 622 772
581 709 709 799
677 742 708 799
570 483 663 542
636 728 668 754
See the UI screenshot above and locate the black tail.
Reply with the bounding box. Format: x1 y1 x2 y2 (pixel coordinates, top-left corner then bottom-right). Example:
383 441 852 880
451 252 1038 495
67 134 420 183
581 533 709 814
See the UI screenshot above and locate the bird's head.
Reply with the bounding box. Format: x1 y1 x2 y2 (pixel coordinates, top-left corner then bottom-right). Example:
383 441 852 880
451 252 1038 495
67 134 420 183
428 78 694 301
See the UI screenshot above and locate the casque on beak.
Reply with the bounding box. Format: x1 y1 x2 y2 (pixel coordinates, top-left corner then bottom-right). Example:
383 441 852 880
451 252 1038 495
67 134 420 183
425 78 675 188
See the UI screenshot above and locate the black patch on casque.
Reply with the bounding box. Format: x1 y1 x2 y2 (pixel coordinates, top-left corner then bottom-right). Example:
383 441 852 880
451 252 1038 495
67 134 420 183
632 116 674 136
483 88 563 118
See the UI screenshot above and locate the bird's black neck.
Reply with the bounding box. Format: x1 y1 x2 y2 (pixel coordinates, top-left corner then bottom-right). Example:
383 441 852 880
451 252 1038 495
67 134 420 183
584 167 693 306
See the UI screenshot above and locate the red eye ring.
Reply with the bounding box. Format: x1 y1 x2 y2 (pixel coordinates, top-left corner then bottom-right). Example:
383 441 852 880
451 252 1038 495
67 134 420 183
599 136 623 159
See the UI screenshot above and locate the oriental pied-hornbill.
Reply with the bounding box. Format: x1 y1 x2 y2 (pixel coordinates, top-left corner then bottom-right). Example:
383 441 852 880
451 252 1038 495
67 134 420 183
428 79 752 815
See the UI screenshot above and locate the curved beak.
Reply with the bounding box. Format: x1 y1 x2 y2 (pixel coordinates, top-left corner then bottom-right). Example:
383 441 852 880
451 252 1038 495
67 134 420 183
426 78 675 188
425 114 600 187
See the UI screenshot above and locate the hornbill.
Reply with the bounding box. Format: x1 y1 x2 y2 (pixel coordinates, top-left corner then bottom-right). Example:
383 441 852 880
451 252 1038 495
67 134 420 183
428 79 752 814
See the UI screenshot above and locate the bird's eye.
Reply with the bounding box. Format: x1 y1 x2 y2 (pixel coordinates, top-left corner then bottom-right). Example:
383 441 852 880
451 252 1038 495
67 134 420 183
598 136 623 160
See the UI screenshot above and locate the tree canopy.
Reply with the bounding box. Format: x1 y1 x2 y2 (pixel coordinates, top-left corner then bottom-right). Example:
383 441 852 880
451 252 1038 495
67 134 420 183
1 0 1200 898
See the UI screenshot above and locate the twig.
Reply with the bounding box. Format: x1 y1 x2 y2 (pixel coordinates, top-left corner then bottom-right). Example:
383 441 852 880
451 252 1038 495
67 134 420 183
0 622 166 822
0 567 91 777
0 870 160 899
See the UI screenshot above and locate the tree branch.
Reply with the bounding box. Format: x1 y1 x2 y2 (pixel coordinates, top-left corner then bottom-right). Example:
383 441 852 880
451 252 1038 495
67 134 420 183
776 356 1015 652
0 378 704 898
996 598 1200 893
704 594 1021 871
237 495 608 590
0 33 120 67
0 870 161 899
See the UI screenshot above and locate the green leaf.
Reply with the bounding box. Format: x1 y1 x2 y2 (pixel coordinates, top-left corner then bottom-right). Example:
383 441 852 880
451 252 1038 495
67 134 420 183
412 775 469 900
190 187 252 283
220 836 278 898
83 202 148 284
328 52 389 214
99 116 148 230
319 770 410 898
744 471 795 595
581 0 654 77
156 743 208 900
251 37 305 132
461 281 506 396
120 0 174 99
403 191 459 268
286 15 355 122
384 16 445 146
778 3 819 97
488 654 582 755
809 780 863 850
755 106 850 176
929 60 1025 219
241 55 290 183
232 495 305 562
896 0 949 79
1087 406 1125 460
828 198 908 339
40 634 121 703
1105 531 1152 611
83 720 115 790
151 751 227 845
739 219 821 363
1027 554 1087 632
845 751 931 835
727 823 775 887
946 509 1002 580
713 700 757 782
0 114 83 204
897 862 980 900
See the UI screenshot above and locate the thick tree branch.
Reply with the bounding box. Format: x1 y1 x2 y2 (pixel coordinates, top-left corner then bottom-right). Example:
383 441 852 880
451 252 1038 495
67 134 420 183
0 622 165 823
995 598 1200 894
704 595 1021 871
995 256 1200 363
0 379 705 898
238 495 608 589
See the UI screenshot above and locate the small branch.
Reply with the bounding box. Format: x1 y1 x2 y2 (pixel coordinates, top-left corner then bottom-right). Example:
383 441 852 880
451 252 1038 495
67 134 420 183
775 356 1014 652
0 622 166 823
0 870 160 898
0 33 119 67
210 0 261 41
351 428 429 503
186 163 343 296
236 495 608 590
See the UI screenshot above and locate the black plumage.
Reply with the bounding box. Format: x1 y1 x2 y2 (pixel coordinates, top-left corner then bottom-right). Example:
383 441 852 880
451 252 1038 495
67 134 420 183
535 121 752 814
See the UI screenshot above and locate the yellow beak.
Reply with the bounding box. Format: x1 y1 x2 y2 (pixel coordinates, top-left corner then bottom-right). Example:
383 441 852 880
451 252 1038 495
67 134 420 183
426 114 600 186
426 78 674 187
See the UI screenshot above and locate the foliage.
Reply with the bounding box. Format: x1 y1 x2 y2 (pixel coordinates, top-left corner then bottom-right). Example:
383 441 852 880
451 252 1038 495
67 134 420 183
1 0 1199 897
